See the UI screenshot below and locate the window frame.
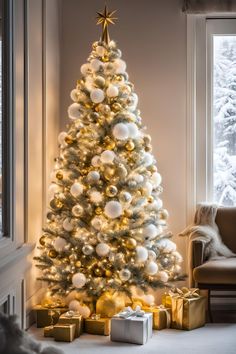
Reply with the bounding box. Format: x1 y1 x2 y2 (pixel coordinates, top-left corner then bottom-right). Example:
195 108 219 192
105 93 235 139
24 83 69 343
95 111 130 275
187 14 236 222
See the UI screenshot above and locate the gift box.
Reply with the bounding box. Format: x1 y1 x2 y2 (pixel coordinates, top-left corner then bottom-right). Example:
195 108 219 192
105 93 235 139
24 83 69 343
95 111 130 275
111 307 152 345
58 311 83 337
54 323 76 342
96 291 126 318
44 325 54 337
85 315 111 335
161 292 172 308
34 305 68 328
142 305 171 330
169 288 206 330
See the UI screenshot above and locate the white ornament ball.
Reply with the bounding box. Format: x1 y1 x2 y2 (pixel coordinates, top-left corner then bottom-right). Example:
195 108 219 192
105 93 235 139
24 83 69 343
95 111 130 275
127 122 139 139
158 271 169 283
90 88 105 103
148 250 157 260
143 224 158 240
114 58 127 74
69 300 81 312
90 59 103 72
63 218 74 232
72 204 83 217
54 237 67 252
142 294 155 306
143 182 153 196
78 304 91 319
101 150 115 164
174 265 181 274
113 123 129 140
87 171 100 183
72 272 86 288
133 174 144 183
80 63 90 76
68 103 81 120
91 216 103 230
70 182 84 197
158 239 176 252
90 191 103 203
48 184 61 200
151 172 162 187
143 152 153 167
136 246 148 262
106 84 119 98
119 191 132 204
70 89 79 102
156 198 163 209
173 251 183 263
91 155 101 167
96 45 106 57
82 244 94 255
145 261 158 275
119 269 131 281
128 93 138 111
58 132 67 145
104 201 122 219
96 243 110 256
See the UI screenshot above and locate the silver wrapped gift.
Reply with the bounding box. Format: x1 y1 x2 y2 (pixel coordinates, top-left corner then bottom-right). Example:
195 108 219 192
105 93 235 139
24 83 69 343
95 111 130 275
111 307 153 345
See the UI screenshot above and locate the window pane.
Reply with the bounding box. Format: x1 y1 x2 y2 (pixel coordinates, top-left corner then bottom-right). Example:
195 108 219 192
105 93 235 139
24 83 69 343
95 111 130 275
213 36 236 206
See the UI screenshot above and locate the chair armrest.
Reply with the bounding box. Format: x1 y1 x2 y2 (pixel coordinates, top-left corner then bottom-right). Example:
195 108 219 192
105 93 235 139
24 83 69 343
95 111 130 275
192 240 205 268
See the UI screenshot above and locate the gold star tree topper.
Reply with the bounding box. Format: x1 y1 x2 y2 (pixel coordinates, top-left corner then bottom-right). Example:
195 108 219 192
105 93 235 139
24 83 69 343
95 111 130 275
96 5 117 44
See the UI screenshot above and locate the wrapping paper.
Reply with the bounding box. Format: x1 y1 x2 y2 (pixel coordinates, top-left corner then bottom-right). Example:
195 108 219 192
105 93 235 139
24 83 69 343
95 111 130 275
142 305 171 330
54 323 76 342
43 325 54 337
85 316 111 335
58 311 83 337
161 292 172 308
34 305 68 328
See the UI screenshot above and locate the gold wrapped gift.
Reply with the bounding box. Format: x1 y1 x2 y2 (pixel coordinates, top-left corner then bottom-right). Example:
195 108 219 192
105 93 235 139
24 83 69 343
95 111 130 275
44 325 54 337
169 288 206 330
54 323 76 342
58 311 83 337
96 291 126 318
34 305 68 328
85 315 111 336
142 305 171 330
161 292 172 308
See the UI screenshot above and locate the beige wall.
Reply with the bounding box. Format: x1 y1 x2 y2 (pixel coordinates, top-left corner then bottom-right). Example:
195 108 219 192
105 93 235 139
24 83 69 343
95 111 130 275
59 0 188 272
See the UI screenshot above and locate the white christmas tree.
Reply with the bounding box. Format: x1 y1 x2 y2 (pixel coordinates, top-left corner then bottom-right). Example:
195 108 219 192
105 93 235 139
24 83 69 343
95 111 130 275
35 7 183 311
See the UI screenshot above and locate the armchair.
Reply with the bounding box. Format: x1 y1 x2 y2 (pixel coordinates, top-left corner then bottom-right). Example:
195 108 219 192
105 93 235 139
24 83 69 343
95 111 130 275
192 207 236 322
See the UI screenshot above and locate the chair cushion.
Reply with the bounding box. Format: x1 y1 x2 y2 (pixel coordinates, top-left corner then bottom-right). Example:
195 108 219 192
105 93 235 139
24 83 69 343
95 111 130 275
193 258 236 284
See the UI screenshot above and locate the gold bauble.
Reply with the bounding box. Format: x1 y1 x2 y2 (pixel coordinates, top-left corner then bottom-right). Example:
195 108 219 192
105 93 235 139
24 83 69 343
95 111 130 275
145 145 152 152
105 140 116 149
96 291 126 318
85 102 93 109
136 190 142 197
105 269 112 277
50 198 63 210
75 260 81 268
125 141 135 151
121 217 129 226
150 165 157 173
94 76 106 88
111 102 122 112
159 209 169 220
104 166 115 181
124 209 132 217
147 196 154 203
102 55 109 62
95 207 103 215
65 136 74 144
56 171 63 180
114 74 123 82
106 185 118 197
39 235 46 246
48 249 58 258
125 238 137 250
94 267 104 277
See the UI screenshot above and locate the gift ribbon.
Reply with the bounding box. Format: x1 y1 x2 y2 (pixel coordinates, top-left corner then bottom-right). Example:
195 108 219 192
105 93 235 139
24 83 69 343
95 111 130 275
64 310 81 318
116 306 145 319
156 305 171 328
169 287 199 299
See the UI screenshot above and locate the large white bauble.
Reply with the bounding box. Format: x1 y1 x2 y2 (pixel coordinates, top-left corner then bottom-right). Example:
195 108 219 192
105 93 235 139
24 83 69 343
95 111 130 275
96 45 106 57
78 304 91 319
119 269 131 281
133 174 144 183
114 58 127 73
143 224 158 240
142 294 155 306
80 63 90 76
70 89 79 102
106 84 119 98
174 264 181 274
87 171 100 183
143 182 153 196
145 261 158 275
90 88 105 103
156 198 163 209
70 182 84 197
158 239 176 252
85 76 94 91
143 152 153 167
151 172 162 187
127 122 139 139
136 246 148 262
148 250 157 260
104 201 122 219
58 132 67 145
158 271 169 283
96 242 110 256
68 103 81 120
54 237 67 252
113 123 129 140
63 218 74 232
90 190 103 203
48 184 61 200
72 272 86 288
91 155 101 167
91 216 103 230
90 59 103 72
69 300 81 312
100 150 115 164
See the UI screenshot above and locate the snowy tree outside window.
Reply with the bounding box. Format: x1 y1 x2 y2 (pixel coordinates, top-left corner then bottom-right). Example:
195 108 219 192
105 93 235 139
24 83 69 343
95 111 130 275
213 36 236 206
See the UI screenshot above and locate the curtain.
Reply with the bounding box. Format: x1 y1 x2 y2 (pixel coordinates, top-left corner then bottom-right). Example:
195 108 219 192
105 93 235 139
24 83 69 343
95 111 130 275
183 0 236 13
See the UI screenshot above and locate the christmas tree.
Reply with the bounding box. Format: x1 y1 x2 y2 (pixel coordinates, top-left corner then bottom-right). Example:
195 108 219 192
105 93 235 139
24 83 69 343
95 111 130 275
35 7 183 311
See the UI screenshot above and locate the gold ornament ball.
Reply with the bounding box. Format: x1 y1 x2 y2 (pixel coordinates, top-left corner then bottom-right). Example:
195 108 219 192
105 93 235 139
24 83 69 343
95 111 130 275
150 165 157 173
75 260 81 268
112 102 122 112
125 141 135 151
102 55 109 62
121 217 129 226
105 140 116 149
147 196 154 203
48 249 58 258
106 185 118 197
56 171 63 180
39 235 46 246
95 76 106 88
159 209 169 220
124 209 132 217
94 267 104 277
125 238 137 250
65 136 74 145
50 198 63 210
95 207 103 215
114 74 123 82
104 166 115 181
105 269 112 277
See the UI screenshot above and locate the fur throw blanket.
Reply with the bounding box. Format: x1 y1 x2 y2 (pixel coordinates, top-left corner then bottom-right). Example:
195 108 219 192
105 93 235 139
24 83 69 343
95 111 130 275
0 313 64 354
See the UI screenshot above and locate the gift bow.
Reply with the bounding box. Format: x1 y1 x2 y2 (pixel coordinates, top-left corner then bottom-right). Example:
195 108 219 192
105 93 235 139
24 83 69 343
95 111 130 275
169 287 200 299
64 310 81 318
116 306 145 319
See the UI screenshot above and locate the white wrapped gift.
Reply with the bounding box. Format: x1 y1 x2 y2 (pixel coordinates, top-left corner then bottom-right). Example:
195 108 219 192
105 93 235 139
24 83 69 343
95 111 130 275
111 306 153 345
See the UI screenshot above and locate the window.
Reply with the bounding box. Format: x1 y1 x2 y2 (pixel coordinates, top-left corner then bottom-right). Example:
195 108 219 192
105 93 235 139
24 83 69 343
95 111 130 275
187 16 236 217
